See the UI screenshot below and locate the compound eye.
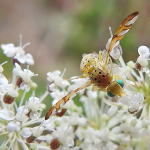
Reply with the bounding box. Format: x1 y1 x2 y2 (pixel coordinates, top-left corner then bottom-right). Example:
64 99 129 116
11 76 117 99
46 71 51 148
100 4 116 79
117 79 124 88
107 91 115 97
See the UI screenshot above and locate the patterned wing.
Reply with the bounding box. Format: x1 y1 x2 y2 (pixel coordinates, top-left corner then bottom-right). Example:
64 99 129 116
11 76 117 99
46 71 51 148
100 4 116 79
104 11 139 65
107 11 139 54
45 81 91 120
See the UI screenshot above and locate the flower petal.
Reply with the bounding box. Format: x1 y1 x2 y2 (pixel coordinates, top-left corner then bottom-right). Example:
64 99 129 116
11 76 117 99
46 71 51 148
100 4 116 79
24 53 34 65
138 46 150 58
66 137 74 147
0 109 15 120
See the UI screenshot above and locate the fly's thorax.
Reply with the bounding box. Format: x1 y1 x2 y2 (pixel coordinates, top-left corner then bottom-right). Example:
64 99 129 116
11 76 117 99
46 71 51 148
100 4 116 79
107 79 124 97
89 67 113 89
80 53 99 74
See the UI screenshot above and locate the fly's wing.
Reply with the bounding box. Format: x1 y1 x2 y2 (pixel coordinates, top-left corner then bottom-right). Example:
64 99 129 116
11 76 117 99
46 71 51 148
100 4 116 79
104 11 139 65
45 81 91 120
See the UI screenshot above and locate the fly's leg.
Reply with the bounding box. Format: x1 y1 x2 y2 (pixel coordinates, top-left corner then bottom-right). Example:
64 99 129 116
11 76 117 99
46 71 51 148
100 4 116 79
100 51 113 69
109 57 113 68
64 74 89 81
92 85 107 92
99 51 102 63
45 81 92 120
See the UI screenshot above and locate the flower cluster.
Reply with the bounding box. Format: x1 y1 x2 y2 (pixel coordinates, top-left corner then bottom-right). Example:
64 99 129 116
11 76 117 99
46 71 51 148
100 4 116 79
0 32 150 150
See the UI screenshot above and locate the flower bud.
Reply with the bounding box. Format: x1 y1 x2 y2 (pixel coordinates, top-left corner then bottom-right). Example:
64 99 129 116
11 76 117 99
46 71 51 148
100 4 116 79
130 119 137 127
47 82 56 93
30 143 37 149
3 88 18 104
55 109 67 117
16 77 23 87
135 62 142 71
12 58 21 65
3 94 15 104
127 61 135 69
30 81 37 90
26 135 36 143
50 139 61 150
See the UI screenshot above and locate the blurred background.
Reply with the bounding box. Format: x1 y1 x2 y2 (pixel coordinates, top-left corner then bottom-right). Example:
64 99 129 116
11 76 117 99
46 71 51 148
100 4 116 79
0 0 150 110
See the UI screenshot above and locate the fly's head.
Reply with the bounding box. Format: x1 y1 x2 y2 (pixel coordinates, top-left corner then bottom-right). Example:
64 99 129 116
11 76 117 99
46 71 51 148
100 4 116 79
107 79 125 97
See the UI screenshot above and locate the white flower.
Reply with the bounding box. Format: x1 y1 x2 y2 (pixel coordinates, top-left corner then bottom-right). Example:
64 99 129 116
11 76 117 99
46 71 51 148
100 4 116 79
51 90 67 106
0 85 6 95
128 93 144 113
1 43 17 57
136 46 150 73
52 124 74 148
15 109 29 122
95 128 110 142
63 112 87 126
110 44 122 59
14 53 34 65
1 37 34 65
138 45 150 59
32 126 44 137
63 99 74 109
0 74 8 86
0 62 8 86
3 84 19 104
12 63 22 75
26 97 42 120
0 109 15 121
47 70 70 89
143 117 150 125
7 87 19 98
6 121 20 132
27 97 41 112
13 64 37 91
86 90 98 99
107 105 118 116
21 128 31 138
120 93 144 114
